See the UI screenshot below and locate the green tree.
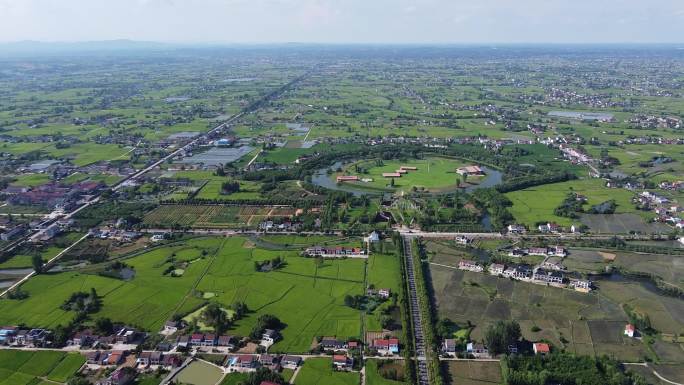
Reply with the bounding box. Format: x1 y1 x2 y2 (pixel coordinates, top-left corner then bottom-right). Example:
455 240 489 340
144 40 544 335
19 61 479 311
32 254 44 274
484 320 521 355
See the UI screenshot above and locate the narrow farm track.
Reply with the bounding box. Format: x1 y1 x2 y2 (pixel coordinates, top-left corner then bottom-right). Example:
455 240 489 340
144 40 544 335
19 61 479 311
402 236 430 385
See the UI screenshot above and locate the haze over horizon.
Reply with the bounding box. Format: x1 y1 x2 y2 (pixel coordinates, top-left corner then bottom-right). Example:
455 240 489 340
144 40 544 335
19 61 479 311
1 0 683 45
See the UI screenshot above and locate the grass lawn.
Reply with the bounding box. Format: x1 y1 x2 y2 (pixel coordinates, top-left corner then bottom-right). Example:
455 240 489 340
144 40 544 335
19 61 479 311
10 173 51 187
219 373 249 385
366 359 407 385
0 237 222 330
43 143 132 166
46 353 87 382
175 360 223 385
0 350 84 385
505 178 642 227
295 358 359 385
334 157 473 192
0 237 366 353
365 253 402 331
196 237 365 353
195 179 262 201
0 254 34 269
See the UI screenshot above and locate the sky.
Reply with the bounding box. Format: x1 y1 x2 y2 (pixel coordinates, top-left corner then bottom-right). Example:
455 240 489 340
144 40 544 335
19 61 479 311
0 0 683 44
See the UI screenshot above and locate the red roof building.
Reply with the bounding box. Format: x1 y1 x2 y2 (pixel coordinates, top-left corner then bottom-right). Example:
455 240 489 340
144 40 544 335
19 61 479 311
533 342 550 355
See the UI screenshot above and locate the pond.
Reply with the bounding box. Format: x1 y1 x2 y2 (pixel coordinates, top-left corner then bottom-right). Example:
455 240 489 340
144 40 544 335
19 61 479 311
590 271 673 298
0 268 33 275
311 160 503 197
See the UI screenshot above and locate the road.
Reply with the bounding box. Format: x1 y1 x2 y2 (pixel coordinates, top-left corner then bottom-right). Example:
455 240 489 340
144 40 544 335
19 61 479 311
395 227 666 242
402 235 430 385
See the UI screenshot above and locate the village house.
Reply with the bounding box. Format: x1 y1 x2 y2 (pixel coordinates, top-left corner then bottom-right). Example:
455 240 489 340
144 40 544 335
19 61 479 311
550 245 567 257
533 342 551 355
466 342 490 358
458 260 484 273
442 339 457 356
190 333 204 346
162 320 180 334
150 351 163 366
98 368 135 385
86 351 102 365
259 354 279 369
570 280 592 293
624 324 636 338
489 263 505 275
302 246 366 258
507 248 526 258
202 334 216 347
176 335 190 349
372 338 400 355
456 165 485 176
320 337 347 351
280 355 302 369
336 175 359 182
538 222 560 233
455 235 472 245
106 351 126 366
217 335 234 348
231 355 258 371
528 247 548 256
507 224 527 234
540 259 565 271
261 329 279 347
332 354 353 370
533 268 564 285
503 264 533 280
137 352 152 367
364 231 380 245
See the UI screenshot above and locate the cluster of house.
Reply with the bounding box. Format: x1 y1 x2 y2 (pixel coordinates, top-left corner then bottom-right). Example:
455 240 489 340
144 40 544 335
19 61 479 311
455 165 485 176
86 349 182 368
458 259 592 293
507 223 582 235
67 326 143 348
302 246 367 258
175 332 238 350
634 191 684 229
258 219 305 231
318 335 399 357
382 165 418 179
442 339 552 358
559 144 591 164
366 287 391 300
0 326 51 347
628 115 682 130
225 353 305 373
507 245 567 258
3 180 105 210
658 181 684 192
93 228 142 243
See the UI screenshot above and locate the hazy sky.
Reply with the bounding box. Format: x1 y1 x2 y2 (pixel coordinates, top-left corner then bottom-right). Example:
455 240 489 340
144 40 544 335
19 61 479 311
1 0 683 44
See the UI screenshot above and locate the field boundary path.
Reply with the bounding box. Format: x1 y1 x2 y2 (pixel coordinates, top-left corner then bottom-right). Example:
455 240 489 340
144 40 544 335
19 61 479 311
402 235 430 385
622 363 684 385
0 232 90 298
160 357 193 385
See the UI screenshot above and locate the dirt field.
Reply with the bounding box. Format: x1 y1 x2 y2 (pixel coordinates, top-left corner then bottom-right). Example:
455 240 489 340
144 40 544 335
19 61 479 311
445 361 502 385
580 213 669 234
